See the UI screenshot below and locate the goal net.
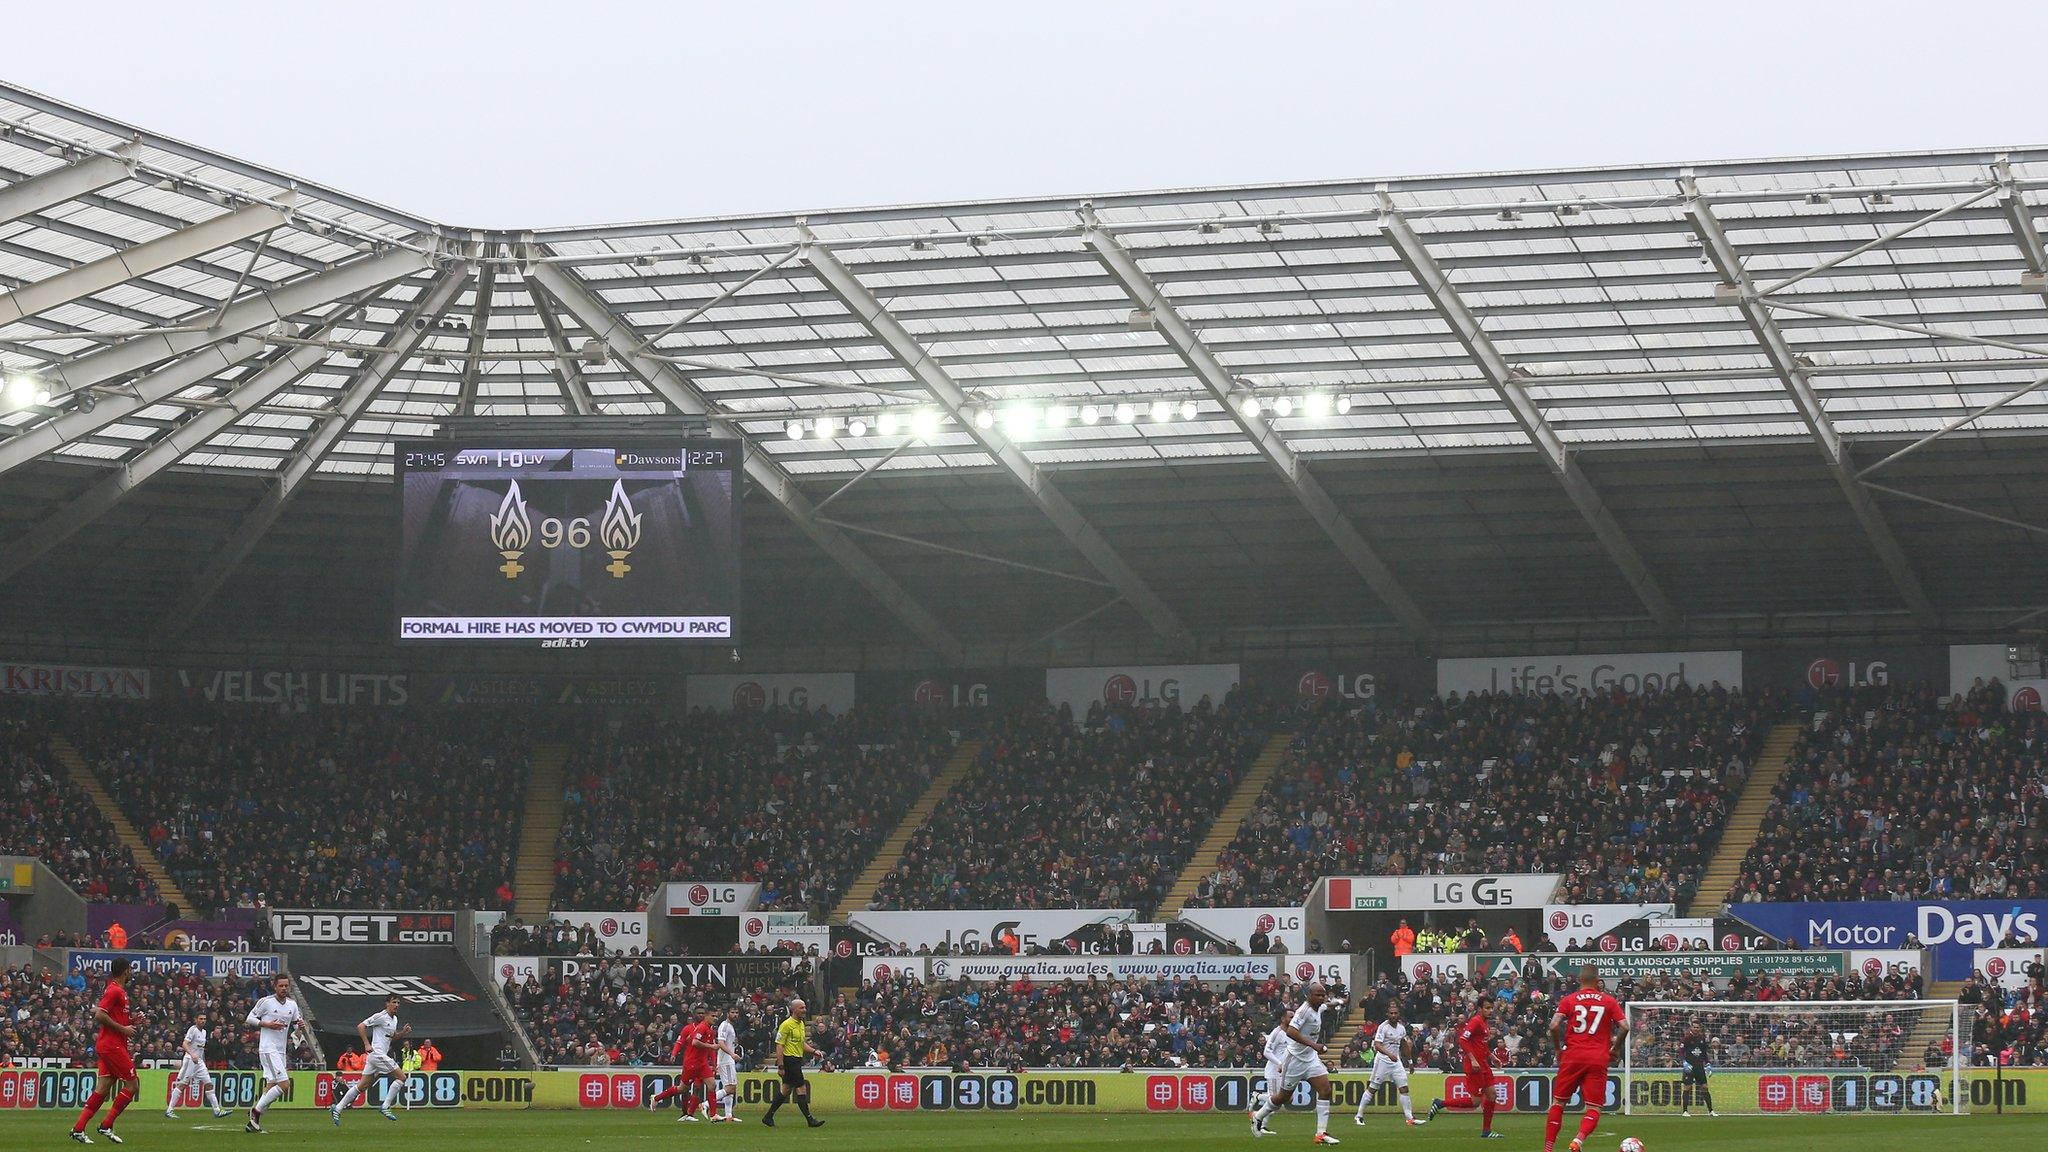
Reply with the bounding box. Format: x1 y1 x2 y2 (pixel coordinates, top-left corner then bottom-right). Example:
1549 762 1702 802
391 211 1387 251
1622 1000 1964 1116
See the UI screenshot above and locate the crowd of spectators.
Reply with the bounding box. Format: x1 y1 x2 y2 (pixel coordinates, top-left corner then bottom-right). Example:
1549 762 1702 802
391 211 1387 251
0 966 306 1070
0 708 157 903
65 704 533 917
1962 966 2048 1067
551 706 952 917
870 692 1270 914
1340 964 1927 1071
1188 684 1779 910
504 954 811 1067
1729 679 2048 904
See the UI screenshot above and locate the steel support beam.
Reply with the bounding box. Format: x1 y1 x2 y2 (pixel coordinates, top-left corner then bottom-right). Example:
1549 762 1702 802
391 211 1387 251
526 260 969 662
524 270 596 415
0 335 264 475
1997 164 2048 311
1378 200 1682 629
1079 212 1434 638
0 146 136 228
801 230 1198 652
155 269 468 638
0 200 292 324
44 246 434 399
1682 179 1936 621
455 261 497 415
0 340 334 583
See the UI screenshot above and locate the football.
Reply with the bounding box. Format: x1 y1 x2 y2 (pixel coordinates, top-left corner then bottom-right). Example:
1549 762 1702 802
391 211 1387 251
1619 1138 1646 1152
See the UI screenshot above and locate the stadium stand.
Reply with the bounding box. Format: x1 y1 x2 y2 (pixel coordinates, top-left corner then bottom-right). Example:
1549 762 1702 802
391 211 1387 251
0 965 294 1070
1730 681 2048 905
550 706 952 917
505 955 812 1067
64 705 530 917
1186 686 1781 910
0 707 158 904
869 694 1270 914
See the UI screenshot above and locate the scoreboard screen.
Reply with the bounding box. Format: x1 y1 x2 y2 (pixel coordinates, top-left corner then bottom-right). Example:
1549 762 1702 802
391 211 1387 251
395 439 741 643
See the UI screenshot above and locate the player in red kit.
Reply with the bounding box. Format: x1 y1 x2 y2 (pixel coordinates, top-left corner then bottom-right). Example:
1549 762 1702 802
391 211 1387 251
71 957 140 1144
1427 996 1504 1137
650 1006 719 1120
1544 968 1626 1152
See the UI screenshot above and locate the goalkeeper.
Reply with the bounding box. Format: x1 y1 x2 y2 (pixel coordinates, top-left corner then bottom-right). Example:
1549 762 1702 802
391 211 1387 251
1678 1026 1714 1117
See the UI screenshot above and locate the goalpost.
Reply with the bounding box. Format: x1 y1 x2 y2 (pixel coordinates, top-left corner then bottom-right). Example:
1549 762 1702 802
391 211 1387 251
1622 1001 1965 1117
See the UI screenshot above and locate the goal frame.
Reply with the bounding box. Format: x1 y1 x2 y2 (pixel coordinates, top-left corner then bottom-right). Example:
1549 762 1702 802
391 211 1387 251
1621 999 1963 1117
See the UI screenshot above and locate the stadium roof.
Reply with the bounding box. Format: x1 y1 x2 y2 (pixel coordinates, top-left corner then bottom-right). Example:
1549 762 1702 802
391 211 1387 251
2 81 2047 661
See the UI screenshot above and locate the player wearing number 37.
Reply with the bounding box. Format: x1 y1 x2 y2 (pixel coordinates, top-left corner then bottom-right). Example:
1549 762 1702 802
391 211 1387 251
1545 969 1626 1152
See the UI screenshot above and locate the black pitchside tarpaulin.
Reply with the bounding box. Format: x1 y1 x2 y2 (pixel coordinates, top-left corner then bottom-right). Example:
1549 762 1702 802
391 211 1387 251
285 944 501 1037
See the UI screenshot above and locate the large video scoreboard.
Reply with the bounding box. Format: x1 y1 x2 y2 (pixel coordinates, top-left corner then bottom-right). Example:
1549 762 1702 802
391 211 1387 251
395 439 741 644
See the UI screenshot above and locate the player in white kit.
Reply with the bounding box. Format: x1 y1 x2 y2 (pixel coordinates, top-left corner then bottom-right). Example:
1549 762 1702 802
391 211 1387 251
1249 981 1341 1145
1251 1021 1291 1136
1355 1000 1422 1126
330 994 408 1124
244 974 303 1132
166 1008 230 1119
714 1005 742 1122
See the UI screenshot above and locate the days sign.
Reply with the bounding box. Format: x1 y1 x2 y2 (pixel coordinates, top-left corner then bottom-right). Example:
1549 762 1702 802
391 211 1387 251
1436 650 1741 696
1975 948 2044 991
1044 664 1240 715
847 909 1137 954
545 911 648 948
1538 904 1682 952
1742 647 1949 693
162 668 410 707
661 881 760 917
271 910 455 946
1327 875 1561 912
547 956 791 989
1465 950 1847 981
0 661 149 699
1730 900 2048 981
684 673 855 714
1174 907 1307 953
66 949 280 979
289 944 499 1036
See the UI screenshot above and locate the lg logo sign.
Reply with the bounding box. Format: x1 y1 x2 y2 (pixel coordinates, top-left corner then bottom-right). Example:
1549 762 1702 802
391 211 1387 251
1103 674 1178 705
1294 670 1377 702
1805 657 1888 689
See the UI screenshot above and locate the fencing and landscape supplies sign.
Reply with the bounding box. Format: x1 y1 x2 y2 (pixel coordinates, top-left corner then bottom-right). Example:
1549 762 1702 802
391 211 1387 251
924 955 1287 984
1327 874 1560 912
0 661 150 699
546 955 792 989
1952 643 2048 711
1539 903 1680 951
289 945 500 1036
1974 947 2044 990
1436 650 1741 696
661 880 760 917
270 909 456 945
1729 900 2048 980
683 672 855 714
1044 664 1240 714
0 1067 2037 1113
848 909 1137 954
1463 950 1847 982
740 914 829 952
1175 906 1307 953
544 910 648 949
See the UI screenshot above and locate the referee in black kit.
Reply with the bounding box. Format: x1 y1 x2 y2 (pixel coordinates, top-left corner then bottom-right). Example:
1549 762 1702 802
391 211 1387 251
1678 1025 1715 1116
764 998 826 1128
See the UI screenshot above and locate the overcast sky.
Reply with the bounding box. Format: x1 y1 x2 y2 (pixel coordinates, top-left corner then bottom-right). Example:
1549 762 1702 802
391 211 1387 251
8 1 2045 228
